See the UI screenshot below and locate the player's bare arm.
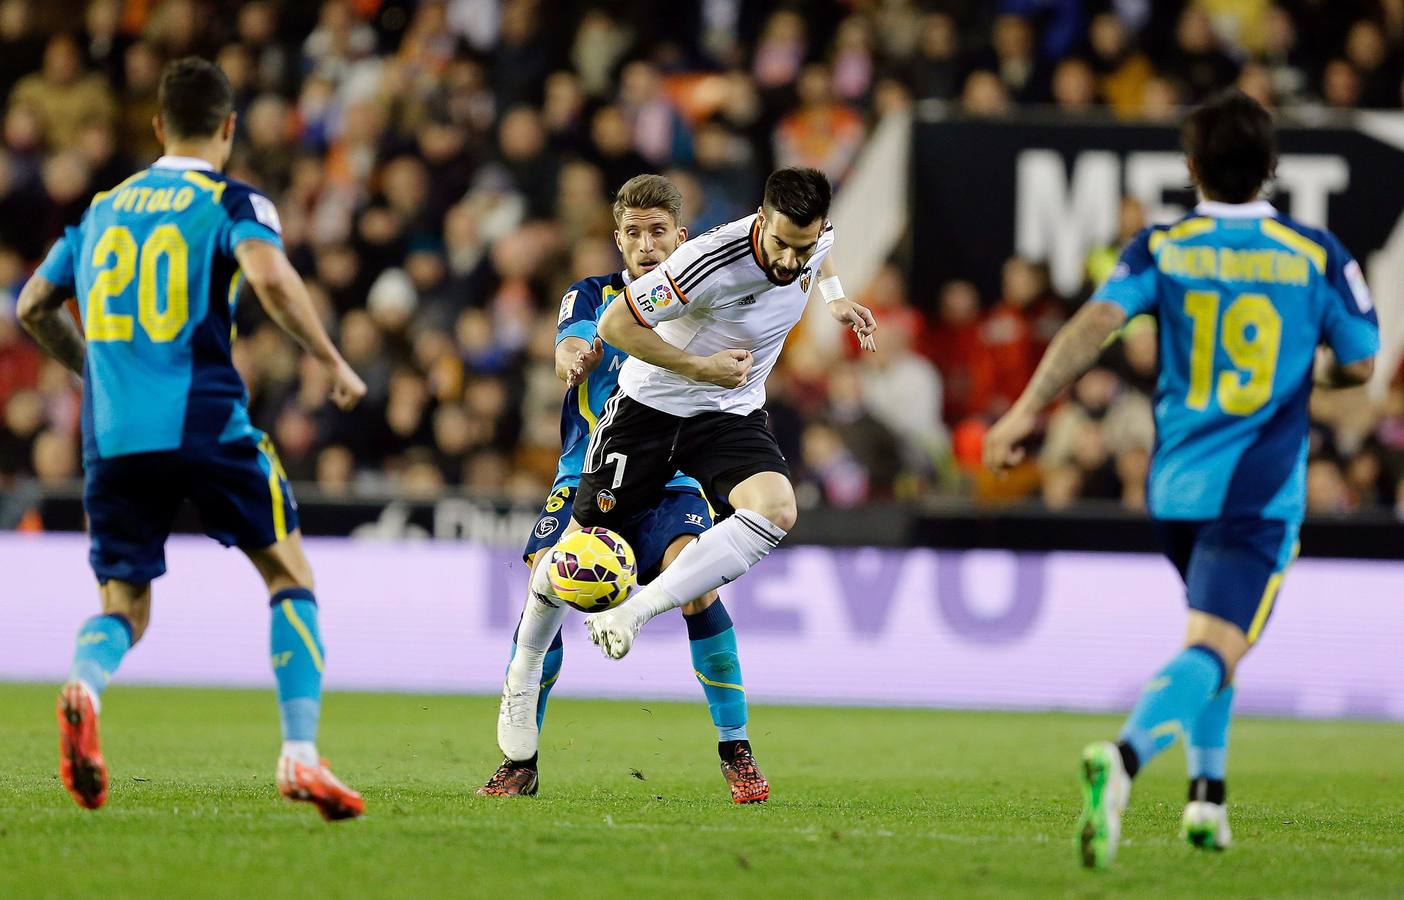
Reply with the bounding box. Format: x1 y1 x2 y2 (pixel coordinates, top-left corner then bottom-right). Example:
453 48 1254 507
597 298 753 388
17 274 85 375
983 299 1127 472
1313 347 1375 388
817 256 878 352
235 240 367 411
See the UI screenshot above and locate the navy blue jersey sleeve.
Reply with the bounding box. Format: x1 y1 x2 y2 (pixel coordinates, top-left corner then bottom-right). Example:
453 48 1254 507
1091 227 1158 317
219 180 283 257
1320 232 1380 365
556 278 604 345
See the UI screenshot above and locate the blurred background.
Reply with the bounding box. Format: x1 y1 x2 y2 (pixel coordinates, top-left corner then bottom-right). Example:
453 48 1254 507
2 0 1404 537
2 0 1404 717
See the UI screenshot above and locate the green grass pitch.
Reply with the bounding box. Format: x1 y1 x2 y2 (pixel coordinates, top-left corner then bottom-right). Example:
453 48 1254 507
1 684 1400 898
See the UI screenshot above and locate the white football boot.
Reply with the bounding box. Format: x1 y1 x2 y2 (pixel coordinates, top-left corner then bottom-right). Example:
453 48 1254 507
495 561 563 760
584 595 644 660
1182 801 1232 851
496 667 541 762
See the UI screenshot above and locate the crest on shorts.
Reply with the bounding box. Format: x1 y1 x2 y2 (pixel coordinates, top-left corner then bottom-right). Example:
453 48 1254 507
534 516 559 539
596 489 616 513
800 270 812 293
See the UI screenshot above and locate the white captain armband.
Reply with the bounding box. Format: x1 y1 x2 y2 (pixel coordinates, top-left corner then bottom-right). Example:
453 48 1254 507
819 276 845 304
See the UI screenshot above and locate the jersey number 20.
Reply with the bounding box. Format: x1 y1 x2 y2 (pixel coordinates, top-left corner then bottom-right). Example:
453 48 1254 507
85 224 190 343
1184 291 1282 417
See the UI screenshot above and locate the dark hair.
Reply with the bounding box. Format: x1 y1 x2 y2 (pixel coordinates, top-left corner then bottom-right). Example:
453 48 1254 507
612 174 684 226
158 57 234 140
1181 90 1276 204
762 167 832 226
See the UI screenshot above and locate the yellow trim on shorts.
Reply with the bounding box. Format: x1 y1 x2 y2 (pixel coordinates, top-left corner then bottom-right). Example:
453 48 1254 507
259 434 289 543
1245 573 1283 645
1246 540 1300 645
280 599 324 673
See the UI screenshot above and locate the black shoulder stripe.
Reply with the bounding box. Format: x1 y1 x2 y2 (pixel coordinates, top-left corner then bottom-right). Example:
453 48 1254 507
677 243 751 294
674 234 750 286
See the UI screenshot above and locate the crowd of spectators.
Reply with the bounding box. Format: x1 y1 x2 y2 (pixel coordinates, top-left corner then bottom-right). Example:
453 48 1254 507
1 0 1403 519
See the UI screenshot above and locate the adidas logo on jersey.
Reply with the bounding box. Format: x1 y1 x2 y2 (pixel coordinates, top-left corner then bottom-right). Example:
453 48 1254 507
739 295 756 306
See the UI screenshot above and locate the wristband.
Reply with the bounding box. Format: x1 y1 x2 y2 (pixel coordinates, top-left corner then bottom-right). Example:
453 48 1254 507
819 276 844 304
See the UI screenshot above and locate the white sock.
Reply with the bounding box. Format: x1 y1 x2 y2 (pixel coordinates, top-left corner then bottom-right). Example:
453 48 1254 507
282 740 318 767
510 563 568 684
76 679 101 715
625 509 785 626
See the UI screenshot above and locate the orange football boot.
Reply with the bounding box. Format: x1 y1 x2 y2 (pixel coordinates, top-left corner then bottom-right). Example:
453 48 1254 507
721 745 769 804
277 756 365 821
56 682 108 810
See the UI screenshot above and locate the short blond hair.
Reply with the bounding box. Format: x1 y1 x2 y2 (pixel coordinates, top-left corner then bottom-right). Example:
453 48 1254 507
612 174 683 227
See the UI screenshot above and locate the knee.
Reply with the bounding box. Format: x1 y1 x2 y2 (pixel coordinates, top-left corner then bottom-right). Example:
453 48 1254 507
1184 611 1250 680
750 497 797 532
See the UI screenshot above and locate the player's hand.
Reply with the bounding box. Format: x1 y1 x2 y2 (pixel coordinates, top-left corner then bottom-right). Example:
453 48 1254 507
982 405 1037 474
326 358 368 411
699 349 753 388
828 299 878 352
566 338 605 388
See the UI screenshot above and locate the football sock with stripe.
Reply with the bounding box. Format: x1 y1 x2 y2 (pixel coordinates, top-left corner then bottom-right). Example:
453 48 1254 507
621 509 786 626
1117 645 1226 776
270 588 324 765
69 613 134 712
508 567 569 735
509 623 564 732
1186 682 1234 801
684 599 748 742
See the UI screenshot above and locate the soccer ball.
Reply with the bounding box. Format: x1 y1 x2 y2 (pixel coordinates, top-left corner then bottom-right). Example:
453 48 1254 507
548 527 638 613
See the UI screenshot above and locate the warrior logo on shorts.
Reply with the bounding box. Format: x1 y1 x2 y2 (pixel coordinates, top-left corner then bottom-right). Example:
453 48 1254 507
596 490 616 513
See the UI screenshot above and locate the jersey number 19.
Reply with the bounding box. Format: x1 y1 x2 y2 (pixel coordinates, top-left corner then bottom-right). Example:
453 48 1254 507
1183 290 1283 417
85 224 190 343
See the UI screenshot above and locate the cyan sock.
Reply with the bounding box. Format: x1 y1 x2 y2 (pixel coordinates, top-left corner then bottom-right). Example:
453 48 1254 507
1187 683 1235 781
269 588 323 743
1118 644 1225 773
685 600 748 742
509 624 565 732
70 613 133 701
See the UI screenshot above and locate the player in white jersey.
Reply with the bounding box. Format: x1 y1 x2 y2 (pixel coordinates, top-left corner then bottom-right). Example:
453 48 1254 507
521 167 877 661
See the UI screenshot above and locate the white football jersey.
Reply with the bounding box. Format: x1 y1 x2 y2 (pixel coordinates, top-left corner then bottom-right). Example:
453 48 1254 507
618 213 834 416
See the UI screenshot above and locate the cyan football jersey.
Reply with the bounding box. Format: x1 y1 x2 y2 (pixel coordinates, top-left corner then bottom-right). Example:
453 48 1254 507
37 156 282 462
1095 200 1379 522
553 271 700 494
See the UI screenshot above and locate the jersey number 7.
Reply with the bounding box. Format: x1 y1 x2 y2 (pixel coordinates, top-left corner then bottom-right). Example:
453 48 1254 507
1184 290 1283 417
85 224 190 343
